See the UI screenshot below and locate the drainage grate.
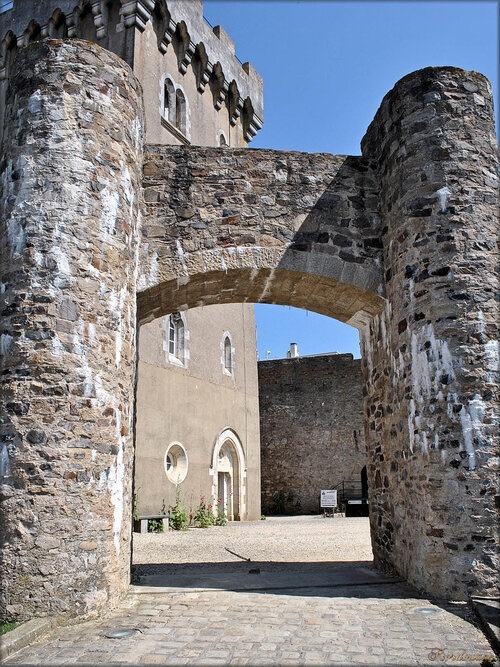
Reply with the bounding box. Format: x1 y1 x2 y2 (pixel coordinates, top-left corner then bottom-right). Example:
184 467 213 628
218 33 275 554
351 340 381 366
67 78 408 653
105 628 137 639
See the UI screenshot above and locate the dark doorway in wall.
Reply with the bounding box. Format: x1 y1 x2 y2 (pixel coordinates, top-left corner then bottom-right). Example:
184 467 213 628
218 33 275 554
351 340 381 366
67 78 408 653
361 465 368 498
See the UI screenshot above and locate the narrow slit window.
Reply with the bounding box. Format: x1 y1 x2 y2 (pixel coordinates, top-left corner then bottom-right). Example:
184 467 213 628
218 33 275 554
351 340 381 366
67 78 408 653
224 336 232 374
163 78 175 122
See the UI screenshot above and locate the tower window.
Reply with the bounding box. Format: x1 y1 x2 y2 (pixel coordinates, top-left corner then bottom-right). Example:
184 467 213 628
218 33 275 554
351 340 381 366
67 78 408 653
223 335 233 375
175 89 186 135
163 78 175 122
167 312 185 365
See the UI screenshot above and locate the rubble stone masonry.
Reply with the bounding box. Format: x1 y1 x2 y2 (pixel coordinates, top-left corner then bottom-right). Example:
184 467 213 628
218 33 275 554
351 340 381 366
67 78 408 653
0 38 497 620
259 354 366 515
0 41 143 619
360 67 499 599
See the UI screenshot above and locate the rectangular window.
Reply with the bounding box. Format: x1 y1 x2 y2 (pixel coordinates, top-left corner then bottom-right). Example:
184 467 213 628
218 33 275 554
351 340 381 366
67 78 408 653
0 1 13 14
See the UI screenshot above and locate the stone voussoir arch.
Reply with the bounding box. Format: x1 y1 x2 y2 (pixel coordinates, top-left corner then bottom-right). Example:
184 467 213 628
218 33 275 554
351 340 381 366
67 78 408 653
138 145 386 328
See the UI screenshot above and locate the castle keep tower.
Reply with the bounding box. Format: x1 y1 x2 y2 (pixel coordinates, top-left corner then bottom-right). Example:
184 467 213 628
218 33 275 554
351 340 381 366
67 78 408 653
0 0 498 623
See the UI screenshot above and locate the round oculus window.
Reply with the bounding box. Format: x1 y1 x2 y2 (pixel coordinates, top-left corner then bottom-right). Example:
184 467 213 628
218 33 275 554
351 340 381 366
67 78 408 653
164 443 188 484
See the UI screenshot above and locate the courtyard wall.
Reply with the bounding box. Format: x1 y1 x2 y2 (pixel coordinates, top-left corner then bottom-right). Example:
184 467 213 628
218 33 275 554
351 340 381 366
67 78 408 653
259 353 366 514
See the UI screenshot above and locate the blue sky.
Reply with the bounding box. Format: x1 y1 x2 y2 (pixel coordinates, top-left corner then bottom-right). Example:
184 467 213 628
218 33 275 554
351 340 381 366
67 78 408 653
204 0 498 360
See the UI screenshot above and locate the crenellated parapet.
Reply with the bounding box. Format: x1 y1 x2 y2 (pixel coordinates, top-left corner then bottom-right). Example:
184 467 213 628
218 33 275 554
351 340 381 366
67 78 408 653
0 0 263 144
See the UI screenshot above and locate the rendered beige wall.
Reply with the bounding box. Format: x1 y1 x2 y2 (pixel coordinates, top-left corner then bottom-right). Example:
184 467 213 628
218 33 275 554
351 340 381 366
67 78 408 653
134 22 247 147
134 303 261 520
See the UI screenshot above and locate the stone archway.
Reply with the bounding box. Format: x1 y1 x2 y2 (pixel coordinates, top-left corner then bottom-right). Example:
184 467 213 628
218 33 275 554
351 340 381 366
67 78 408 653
0 40 497 621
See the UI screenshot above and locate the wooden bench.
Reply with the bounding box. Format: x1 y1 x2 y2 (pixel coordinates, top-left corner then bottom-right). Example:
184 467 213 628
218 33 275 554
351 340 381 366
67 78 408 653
134 514 169 533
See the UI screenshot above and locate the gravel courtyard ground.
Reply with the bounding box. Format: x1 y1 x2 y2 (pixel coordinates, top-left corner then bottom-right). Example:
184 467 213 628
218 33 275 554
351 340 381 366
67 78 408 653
133 515 373 576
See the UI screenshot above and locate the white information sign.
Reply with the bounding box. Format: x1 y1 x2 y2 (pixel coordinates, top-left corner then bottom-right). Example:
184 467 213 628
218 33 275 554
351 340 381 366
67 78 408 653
320 490 337 508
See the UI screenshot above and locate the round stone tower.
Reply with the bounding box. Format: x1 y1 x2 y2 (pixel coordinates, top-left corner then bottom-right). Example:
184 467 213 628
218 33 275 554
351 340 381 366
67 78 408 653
361 67 499 599
0 40 144 619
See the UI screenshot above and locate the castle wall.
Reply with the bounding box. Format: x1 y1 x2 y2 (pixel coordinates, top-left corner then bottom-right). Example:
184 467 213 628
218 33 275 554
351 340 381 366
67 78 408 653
360 67 499 599
0 1 263 149
0 40 143 619
137 146 385 328
0 35 497 619
259 354 366 515
135 303 261 521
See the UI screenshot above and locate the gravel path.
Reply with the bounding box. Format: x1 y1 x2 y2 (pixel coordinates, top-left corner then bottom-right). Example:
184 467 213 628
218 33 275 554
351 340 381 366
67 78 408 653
133 515 373 575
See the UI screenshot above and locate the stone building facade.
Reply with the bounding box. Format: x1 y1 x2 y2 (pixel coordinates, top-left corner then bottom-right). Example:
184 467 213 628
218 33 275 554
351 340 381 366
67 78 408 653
0 0 498 624
259 351 366 515
136 304 261 522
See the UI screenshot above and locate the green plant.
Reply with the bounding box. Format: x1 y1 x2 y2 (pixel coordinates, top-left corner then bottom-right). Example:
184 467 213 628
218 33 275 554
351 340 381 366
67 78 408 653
214 498 227 526
169 486 189 530
481 658 497 667
132 489 140 523
193 496 214 528
260 515 266 520
272 490 286 514
148 517 163 533
0 619 21 635
267 489 301 515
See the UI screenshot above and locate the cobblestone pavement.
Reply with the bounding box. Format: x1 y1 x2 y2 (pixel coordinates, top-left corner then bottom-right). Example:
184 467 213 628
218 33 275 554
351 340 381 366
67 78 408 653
5 518 496 665
5 578 495 665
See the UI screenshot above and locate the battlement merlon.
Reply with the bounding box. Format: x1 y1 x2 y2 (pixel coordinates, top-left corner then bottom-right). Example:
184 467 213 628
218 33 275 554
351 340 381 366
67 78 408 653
0 0 263 140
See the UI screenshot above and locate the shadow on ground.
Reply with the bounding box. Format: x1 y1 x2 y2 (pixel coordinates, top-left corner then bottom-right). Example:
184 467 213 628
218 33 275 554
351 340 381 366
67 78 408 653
134 560 412 598
132 560 489 634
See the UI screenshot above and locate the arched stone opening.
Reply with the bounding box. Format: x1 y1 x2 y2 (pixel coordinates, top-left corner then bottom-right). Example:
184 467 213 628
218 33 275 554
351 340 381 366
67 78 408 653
0 39 497 623
137 268 384 329
211 428 246 521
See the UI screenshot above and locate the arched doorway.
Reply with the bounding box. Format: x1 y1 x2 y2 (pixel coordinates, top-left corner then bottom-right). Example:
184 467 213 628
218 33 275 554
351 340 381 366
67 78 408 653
211 428 246 521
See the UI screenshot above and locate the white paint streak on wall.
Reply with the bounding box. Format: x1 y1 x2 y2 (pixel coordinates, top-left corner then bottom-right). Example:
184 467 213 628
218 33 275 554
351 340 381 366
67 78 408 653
49 245 71 275
408 323 457 454
176 239 189 277
436 186 453 212
100 185 119 245
0 333 13 356
484 339 499 384
107 406 125 554
0 443 12 479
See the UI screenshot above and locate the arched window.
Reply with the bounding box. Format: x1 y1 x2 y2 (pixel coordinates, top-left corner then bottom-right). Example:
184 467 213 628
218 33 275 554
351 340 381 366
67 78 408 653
175 88 186 135
223 335 233 375
163 78 175 122
168 312 185 364
218 132 228 147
